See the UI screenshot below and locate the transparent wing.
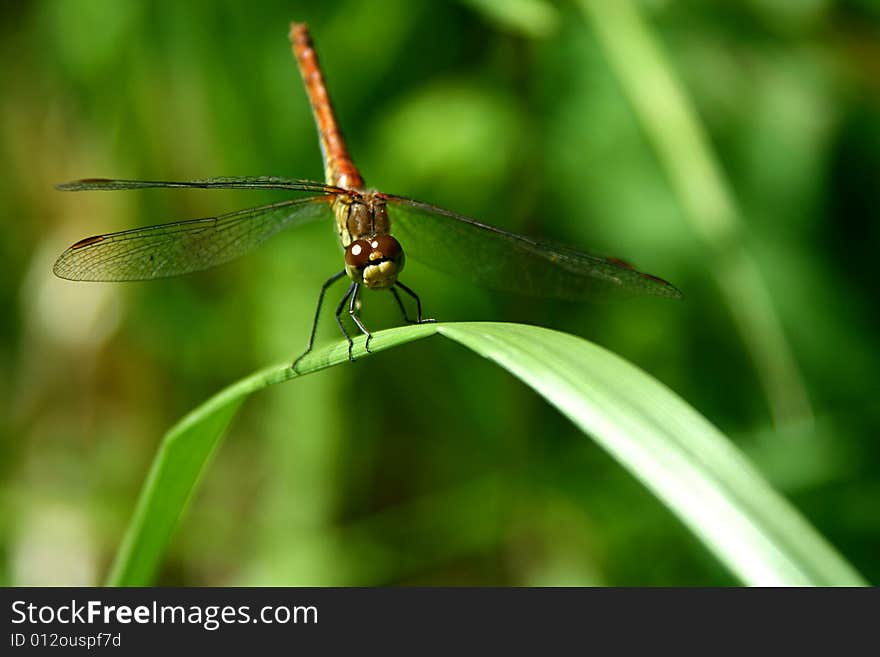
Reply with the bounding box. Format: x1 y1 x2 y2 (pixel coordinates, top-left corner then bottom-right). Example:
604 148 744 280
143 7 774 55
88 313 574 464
56 176 345 194
385 195 682 301
54 196 334 281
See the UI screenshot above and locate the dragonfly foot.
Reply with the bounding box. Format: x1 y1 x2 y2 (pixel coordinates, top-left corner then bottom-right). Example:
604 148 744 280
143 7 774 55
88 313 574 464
346 334 372 362
290 347 313 373
393 283 434 325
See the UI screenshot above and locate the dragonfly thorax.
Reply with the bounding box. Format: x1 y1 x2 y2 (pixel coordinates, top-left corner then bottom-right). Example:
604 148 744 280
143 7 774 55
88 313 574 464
333 192 390 247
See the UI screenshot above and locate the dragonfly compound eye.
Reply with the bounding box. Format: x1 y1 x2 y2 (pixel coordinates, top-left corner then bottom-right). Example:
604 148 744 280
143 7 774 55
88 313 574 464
344 235 405 289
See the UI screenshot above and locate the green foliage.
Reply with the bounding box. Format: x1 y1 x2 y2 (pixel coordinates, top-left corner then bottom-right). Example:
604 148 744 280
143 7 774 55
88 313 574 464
107 323 864 586
3 1 879 586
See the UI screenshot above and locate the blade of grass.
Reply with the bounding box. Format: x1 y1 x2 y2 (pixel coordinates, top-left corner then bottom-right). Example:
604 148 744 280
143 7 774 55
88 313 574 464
438 323 863 586
107 322 864 586
579 0 813 430
105 323 440 586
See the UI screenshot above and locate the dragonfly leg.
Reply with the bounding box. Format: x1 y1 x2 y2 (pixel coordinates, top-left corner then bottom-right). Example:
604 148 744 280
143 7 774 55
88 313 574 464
390 287 415 323
395 281 436 324
336 282 358 361
348 283 373 355
292 269 347 371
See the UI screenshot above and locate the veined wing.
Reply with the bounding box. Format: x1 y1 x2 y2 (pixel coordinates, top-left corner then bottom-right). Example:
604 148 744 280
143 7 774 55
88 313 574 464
56 176 345 194
54 196 335 281
385 195 682 301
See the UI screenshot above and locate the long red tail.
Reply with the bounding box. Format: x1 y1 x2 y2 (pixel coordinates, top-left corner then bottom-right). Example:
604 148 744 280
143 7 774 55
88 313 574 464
290 23 364 191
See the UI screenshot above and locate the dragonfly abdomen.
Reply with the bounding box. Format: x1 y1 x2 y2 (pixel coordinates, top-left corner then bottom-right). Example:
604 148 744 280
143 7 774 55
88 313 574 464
291 22 365 191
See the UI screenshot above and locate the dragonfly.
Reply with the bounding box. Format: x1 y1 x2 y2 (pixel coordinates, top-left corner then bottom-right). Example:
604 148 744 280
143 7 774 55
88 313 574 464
54 22 681 367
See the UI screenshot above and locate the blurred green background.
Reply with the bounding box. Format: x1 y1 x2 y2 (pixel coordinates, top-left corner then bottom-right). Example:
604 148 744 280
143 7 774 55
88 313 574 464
2 0 878 586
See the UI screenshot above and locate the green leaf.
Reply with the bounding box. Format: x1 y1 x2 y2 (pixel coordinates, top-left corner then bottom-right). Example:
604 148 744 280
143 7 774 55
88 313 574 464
104 323 439 586
106 322 865 586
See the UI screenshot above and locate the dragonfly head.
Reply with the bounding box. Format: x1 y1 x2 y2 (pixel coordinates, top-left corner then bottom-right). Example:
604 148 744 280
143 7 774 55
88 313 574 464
344 234 405 289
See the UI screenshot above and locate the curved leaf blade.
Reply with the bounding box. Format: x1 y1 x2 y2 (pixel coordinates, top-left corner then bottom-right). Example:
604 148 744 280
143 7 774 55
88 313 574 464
107 322 865 586
437 323 864 586
105 324 440 586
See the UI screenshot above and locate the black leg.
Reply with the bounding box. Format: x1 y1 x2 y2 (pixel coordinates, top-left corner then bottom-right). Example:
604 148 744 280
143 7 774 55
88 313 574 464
390 287 415 323
395 281 435 324
336 282 358 361
292 269 347 371
348 283 373 355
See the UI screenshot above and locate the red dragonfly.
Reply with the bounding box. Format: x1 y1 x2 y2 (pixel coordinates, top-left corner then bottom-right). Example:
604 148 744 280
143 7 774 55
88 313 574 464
54 23 681 366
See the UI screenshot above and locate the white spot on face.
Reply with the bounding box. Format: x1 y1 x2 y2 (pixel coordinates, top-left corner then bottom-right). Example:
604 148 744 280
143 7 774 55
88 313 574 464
351 243 363 256
371 240 379 248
